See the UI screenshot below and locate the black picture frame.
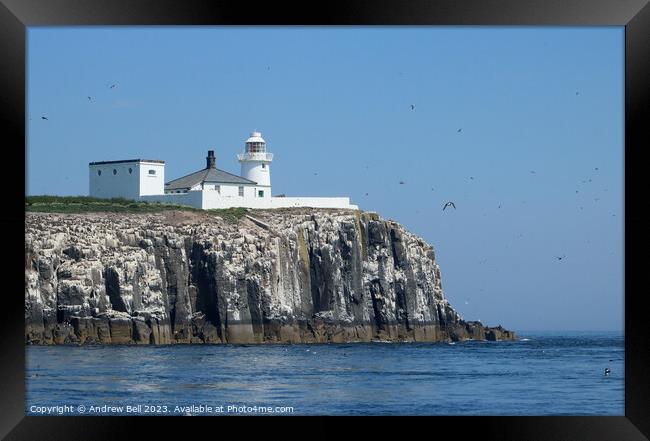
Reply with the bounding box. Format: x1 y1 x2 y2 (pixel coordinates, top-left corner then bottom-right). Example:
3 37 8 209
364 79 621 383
2 0 648 439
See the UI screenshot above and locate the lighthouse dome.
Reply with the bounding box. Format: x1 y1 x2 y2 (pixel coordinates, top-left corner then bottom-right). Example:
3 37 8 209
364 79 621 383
245 132 265 144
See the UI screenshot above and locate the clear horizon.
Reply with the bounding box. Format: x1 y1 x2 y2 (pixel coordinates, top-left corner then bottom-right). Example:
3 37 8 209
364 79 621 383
26 26 624 332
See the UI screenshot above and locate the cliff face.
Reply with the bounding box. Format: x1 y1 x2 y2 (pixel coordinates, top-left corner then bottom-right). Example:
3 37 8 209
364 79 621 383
25 209 515 345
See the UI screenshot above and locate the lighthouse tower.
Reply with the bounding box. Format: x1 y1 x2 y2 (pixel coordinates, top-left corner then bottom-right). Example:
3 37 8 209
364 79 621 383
238 131 273 197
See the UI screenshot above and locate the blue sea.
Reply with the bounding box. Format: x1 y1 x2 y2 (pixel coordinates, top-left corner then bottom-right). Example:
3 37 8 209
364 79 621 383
25 331 624 416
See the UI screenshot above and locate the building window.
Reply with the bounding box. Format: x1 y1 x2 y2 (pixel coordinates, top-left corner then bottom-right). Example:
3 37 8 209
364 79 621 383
149 169 156 175
216 185 220 194
113 169 117 175
128 167 133 174
238 186 244 197
262 163 266 169
258 190 264 197
97 170 101 176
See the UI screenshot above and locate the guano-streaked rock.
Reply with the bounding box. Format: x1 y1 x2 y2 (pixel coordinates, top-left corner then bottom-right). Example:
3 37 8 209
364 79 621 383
25 209 515 344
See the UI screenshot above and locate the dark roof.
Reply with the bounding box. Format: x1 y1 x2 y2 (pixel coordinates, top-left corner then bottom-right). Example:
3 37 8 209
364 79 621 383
165 167 256 190
89 159 164 165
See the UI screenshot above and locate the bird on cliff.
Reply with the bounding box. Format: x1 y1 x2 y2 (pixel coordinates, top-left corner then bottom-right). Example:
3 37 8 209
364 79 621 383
604 367 611 376
443 201 456 211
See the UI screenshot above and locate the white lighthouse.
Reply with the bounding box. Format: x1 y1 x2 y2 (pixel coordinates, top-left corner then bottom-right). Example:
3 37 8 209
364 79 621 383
238 131 273 197
90 129 358 209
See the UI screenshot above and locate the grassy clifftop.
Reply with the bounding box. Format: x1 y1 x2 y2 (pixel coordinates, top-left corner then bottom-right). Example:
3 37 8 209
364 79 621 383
25 195 248 223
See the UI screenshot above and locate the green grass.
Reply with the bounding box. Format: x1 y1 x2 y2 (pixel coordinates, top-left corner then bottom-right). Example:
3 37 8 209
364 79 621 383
25 195 199 213
25 195 249 223
206 207 249 224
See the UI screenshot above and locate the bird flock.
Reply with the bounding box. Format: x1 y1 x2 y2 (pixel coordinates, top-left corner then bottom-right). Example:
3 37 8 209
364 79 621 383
35 72 615 271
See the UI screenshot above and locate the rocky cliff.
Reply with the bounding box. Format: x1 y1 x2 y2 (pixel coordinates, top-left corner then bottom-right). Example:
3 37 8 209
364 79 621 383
25 209 515 345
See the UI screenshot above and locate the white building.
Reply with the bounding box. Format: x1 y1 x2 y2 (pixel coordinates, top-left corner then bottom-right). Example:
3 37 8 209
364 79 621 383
88 131 358 210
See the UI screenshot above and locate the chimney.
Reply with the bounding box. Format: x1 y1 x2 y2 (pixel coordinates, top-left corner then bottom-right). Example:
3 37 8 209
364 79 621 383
206 150 216 169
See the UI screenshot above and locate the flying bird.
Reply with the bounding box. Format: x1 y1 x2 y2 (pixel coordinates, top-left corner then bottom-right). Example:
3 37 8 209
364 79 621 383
365 193 369 196
109 83 117 89
41 116 48 120
410 104 415 110
576 91 580 95
457 128 462 133
604 368 611 376
530 170 536 174
399 180 405 185
556 254 566 261
595 167 599 170
87 96 92 101
469 176 474 180
443 201 456 211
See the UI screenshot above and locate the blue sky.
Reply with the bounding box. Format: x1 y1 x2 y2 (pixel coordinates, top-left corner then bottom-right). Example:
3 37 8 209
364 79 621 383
27 27 624 332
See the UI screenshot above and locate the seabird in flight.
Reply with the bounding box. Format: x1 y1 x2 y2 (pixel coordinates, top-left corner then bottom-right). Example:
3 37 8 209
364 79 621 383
443 201 456 211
